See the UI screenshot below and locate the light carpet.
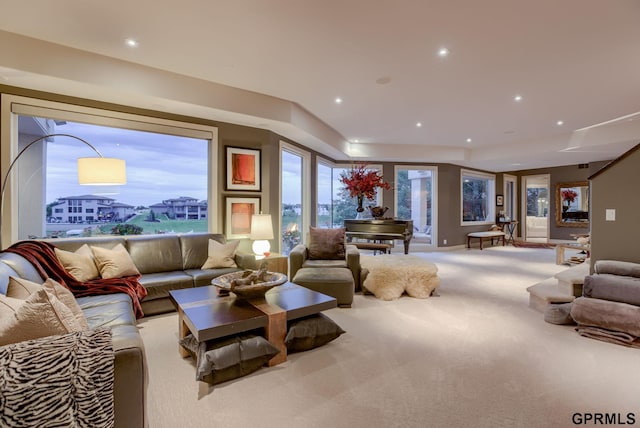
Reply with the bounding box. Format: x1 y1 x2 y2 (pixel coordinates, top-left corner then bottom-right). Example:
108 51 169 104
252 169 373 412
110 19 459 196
138 246 640 428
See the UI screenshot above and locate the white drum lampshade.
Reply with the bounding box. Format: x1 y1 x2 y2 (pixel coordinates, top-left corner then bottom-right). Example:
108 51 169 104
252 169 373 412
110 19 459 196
77 157 127 185
249 214 274 259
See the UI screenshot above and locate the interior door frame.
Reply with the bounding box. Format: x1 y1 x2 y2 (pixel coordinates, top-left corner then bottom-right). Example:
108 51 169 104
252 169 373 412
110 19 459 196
521 174 550 241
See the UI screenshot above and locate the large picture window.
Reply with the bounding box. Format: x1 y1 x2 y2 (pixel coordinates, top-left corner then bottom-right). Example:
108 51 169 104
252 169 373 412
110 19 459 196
1 95 217 246
316 161 384 228
461 169 495 225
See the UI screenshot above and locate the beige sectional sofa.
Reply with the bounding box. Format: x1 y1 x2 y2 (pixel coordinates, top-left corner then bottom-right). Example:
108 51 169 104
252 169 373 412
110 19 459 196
0 232 253 428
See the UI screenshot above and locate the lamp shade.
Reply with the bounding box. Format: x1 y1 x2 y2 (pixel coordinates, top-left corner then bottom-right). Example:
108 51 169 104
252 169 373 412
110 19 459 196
249 214 274 240
77 157 127 185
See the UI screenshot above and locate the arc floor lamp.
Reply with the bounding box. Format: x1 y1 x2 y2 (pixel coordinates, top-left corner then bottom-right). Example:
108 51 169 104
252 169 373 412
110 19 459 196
0 133 127 246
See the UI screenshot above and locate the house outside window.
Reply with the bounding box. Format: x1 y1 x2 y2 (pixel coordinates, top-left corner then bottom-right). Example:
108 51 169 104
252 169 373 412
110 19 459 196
461 169 495 225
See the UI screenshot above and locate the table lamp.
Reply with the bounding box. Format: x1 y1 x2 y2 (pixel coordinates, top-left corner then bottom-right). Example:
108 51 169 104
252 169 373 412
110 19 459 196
249 213 274 259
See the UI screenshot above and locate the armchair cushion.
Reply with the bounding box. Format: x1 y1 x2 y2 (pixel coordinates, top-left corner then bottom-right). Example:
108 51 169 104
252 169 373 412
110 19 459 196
308 227 346 260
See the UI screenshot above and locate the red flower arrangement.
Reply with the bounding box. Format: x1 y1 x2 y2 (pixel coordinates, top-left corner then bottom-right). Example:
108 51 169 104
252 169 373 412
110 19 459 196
562 189 578 203
339 164 391 200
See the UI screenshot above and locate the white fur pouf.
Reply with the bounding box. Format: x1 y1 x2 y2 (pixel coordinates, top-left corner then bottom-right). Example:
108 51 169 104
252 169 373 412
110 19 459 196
360 254 440 300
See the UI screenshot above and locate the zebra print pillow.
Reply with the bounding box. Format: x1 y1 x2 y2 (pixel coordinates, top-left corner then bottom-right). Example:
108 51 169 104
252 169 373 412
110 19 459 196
0 328 114 428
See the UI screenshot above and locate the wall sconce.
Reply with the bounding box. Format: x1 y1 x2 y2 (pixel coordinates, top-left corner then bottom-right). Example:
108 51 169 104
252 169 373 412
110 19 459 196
249 213 274 259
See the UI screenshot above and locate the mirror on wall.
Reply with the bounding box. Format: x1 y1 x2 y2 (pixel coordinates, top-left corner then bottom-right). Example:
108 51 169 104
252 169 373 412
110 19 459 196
555 181 589 228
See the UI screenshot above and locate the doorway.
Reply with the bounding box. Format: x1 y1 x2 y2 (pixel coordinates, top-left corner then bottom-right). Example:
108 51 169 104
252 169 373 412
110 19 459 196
522 174 550 242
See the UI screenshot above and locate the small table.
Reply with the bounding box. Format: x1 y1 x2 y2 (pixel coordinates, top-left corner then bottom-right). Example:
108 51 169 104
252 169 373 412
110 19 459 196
497 220 518 245
256 253 289 276
169 282 337 366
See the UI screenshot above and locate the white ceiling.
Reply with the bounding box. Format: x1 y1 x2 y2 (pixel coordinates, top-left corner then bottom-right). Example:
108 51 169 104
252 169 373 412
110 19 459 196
1 0 640 171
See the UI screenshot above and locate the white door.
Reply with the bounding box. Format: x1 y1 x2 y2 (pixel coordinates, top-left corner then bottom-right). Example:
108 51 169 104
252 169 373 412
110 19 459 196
521 174 550 241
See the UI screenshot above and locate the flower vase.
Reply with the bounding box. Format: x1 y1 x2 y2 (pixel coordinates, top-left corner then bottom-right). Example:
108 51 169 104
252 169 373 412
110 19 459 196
356 195 364 213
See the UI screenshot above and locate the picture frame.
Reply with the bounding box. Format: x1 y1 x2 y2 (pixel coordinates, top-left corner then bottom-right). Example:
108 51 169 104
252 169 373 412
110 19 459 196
496 195 504 206
225 197 260 239
226 146 261 191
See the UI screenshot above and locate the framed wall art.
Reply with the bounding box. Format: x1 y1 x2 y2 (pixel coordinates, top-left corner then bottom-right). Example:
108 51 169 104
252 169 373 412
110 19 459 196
226 146 261 191
496 195 504 206
225 197 260 239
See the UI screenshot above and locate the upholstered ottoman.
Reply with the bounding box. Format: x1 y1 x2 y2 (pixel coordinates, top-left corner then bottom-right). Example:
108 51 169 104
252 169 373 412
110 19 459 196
292 267 354 308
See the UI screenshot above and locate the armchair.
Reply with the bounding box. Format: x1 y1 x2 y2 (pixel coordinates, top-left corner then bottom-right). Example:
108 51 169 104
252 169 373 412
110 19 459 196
289 227 361 307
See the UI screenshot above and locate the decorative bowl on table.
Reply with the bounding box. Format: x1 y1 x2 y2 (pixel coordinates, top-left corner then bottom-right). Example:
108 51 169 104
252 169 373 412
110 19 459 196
212 270 288 300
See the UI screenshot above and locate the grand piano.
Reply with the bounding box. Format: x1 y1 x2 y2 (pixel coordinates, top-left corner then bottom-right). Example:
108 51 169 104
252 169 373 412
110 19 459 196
344 219 414 254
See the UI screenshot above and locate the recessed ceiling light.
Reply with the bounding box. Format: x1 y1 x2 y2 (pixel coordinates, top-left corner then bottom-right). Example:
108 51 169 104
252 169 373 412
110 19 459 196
437 47 450 57
416 122 422 128
466 138 472 143
512 163 522 166
352 139 360 143
125 38 139 47
514 94 523 102
556 120 564 126
334 97 343 104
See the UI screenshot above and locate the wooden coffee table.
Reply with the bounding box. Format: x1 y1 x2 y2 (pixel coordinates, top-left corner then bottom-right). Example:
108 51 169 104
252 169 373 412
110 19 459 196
168 282 337 366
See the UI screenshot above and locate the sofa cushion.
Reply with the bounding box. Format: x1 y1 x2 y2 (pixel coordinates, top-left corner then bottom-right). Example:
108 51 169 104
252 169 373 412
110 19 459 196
138 271 194 301
0 287 84 346
77 293 137 329
125 234 184 274
201 239 239 269
44 236 126 253
180 233 227 269
54 244 100 282
302 259 348 269
185 268 241 287
91 243 141 279
7 277 88 329
0 252 45 290
308 227 346 260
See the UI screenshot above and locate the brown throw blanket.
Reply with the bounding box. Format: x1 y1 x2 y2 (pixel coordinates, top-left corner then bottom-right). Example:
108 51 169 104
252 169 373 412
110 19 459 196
576 326 640 349
5 241 147 319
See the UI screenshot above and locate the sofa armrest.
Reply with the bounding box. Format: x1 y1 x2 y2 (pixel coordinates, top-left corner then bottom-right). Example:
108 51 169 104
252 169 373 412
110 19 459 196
234 251 257 270
595 260 640 278
345 244 361 287
289 244 308 280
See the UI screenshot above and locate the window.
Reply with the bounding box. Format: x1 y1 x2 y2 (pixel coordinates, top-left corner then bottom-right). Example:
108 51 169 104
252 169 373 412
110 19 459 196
461 170 495 225
316 162 385 228
316 161 333 227
1 95 218 246
395 166 437 245
503 174 517 221
280 142 310 255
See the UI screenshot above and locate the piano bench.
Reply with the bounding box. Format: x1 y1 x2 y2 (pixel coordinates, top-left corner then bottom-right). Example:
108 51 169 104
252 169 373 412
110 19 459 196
351 242 392 255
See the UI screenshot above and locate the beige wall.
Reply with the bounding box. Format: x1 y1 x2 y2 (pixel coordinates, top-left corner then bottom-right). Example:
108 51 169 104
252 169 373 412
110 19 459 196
2 84 623 252
589 145 640 268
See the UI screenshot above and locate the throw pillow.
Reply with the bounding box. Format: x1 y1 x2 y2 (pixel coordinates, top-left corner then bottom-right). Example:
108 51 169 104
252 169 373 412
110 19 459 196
91 243 141 279
54 244 100 282
6 277 88 330
308 227 346 260
201 239 239 269
0 287 85 346
180 333 279 385
285 313 346 353
6 276 41 299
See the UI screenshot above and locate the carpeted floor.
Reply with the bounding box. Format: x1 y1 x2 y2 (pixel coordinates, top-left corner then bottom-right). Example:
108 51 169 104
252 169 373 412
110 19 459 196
138 246 640 428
